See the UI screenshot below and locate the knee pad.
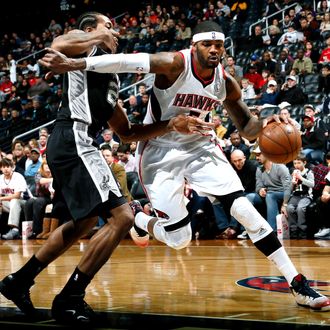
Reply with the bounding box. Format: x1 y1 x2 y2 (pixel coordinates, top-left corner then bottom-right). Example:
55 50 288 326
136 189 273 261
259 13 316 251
153 223 192 250
230 196 273 243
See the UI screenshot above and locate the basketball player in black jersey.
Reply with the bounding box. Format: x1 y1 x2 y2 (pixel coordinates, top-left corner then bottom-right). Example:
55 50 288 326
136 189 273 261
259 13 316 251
0 12 213 324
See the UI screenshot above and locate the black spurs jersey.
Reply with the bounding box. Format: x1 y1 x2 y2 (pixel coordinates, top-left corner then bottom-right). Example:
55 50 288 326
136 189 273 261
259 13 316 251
57 46 119 137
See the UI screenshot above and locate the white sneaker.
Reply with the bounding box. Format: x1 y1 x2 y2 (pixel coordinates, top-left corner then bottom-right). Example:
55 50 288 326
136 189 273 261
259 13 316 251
290 274 330 311
314 228 330 238
2 228 20 240
237 231 248 239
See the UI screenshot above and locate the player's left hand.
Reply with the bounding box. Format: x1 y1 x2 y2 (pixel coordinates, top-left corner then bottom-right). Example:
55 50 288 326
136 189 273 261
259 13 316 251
170 115 215 135
38 48 72 77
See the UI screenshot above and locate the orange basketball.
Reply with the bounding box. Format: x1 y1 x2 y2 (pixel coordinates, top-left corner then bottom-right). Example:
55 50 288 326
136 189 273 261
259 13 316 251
258 121 302 164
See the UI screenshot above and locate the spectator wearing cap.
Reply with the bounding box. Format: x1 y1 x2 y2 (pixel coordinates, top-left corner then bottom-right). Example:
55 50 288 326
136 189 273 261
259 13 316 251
257 79 279 105
275 50 294 85
301 115 326 164
249 53 263 73
277 75 308 105
304 104 328 131
24 148 42 196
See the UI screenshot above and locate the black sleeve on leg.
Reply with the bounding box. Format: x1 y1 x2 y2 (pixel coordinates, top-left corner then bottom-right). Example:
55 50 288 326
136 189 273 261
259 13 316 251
254 231 282 257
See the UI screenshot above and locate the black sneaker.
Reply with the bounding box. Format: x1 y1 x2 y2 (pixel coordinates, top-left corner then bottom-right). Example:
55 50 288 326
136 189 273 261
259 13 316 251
51 293 96 324
290 274 330 311
129 200 149 248
0 274 35 314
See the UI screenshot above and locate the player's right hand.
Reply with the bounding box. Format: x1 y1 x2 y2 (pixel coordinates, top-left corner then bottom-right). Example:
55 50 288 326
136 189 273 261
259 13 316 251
170 114 215 135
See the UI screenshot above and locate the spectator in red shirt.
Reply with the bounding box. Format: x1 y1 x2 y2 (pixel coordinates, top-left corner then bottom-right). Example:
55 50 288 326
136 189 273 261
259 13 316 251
243 64 263 93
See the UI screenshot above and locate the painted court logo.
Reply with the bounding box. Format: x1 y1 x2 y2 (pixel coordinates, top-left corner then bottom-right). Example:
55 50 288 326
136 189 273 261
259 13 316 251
237 276 330 294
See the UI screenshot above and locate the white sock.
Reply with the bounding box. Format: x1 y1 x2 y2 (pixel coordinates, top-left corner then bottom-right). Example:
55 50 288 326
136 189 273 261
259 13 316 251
135 212 154 233
267 246 298 284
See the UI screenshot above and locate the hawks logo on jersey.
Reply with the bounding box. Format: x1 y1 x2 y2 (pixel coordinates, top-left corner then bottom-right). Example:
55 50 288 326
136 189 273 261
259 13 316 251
237 276 330 294
172 93 221 111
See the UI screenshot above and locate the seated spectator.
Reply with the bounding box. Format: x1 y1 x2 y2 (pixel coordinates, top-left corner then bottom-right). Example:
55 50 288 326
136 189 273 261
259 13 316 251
241 25 265 52
227 66 242 85
264 24 282 46
304 40 320 64
275 50 294 85
287 154 314 239
277 75 308 105
116 143 137 173
230 149 259 239
243 66 263 94
277 23 304 46
0 158 27 239
224 55 243 78
38 134 48 156
279 105 301 130
311 152 330 200
317 0 330 15
314 153 330 238
319 12 330 40
212 114 227 140
224 131 250 160
304 104 328 131
246 147 292 231
298 16 320 42
130 93 148 124
12 140 27 176
101 145 132 202
258 79 279 105
99 128 120 150
292 48 314 80
24 158 53 238
318 35 330 67
24 147 42 196
301 115 327 164
259 51 276 74
318 63 330 94
241 78 256 101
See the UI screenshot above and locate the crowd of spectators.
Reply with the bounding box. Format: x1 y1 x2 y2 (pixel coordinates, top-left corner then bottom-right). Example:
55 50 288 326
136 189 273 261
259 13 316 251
0 0 330 242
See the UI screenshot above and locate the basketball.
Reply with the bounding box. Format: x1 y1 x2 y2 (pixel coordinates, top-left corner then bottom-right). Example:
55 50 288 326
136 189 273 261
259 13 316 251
258 121 302 164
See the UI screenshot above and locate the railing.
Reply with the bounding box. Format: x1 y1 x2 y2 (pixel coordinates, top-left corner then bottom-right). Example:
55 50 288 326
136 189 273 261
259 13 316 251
249 2 299 36
225 36 235 56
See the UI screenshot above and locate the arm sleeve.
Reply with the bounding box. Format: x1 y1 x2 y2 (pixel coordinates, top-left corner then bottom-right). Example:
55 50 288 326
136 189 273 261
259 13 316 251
85 53 150 74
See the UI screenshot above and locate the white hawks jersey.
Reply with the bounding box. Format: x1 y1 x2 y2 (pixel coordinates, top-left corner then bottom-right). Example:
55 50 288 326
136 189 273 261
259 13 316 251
143 48 227 147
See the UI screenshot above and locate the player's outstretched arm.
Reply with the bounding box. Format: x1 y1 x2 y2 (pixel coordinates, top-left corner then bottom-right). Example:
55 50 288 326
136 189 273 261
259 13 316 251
109 104 214 143
38 48 183 78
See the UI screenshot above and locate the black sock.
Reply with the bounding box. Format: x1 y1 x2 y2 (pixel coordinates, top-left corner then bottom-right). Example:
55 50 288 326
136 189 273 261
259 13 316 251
59 267 92 297
14 255 47 284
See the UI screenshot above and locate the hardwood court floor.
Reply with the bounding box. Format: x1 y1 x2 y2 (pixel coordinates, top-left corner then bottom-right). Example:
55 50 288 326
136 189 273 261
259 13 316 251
1 237 330 329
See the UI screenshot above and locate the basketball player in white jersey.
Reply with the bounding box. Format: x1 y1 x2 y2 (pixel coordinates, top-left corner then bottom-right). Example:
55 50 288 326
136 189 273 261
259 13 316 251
39 21 330 311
